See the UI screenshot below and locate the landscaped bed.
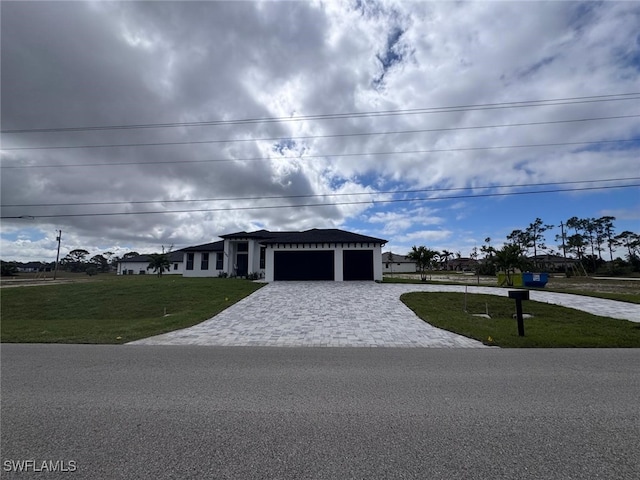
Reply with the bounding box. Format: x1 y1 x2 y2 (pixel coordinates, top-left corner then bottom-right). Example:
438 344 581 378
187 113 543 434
401 292 640 348
1 276 263 344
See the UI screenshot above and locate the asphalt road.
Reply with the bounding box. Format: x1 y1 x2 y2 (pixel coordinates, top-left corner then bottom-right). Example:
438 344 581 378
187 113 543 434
1 345 639 479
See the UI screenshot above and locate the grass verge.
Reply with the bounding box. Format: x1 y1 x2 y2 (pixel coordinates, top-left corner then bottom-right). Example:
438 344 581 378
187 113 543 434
383 276 640 304
401 292 640 347
1 276 263 344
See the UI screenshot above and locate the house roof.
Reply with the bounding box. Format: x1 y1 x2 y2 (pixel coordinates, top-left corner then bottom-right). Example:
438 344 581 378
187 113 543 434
259 228 387 245
21 261 47 268
119 251 184 263
382 252 414 263
220 230 297 240
530 254 579 263
182 240 224 252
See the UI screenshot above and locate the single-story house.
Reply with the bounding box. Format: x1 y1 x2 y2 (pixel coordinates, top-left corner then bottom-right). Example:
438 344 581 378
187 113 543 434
447 257 479 272
529 254 580 272
181 228 387 281
117 251 184 275
16 261 47 273
382 252 417 274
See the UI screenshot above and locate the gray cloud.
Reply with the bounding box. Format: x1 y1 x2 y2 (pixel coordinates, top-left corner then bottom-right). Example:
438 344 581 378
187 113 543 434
2 1 638 261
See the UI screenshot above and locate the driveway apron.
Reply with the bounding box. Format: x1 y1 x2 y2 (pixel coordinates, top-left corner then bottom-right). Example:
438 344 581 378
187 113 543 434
127 282 639 347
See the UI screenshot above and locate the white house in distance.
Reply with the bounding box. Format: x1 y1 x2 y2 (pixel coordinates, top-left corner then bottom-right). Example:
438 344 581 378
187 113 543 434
180 228 387 281
117 252 184 275
382 252 417 274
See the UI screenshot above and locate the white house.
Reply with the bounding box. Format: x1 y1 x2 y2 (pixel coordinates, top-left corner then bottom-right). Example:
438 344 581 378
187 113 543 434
117 252 184 275
382 252 417 274
181 228 387 281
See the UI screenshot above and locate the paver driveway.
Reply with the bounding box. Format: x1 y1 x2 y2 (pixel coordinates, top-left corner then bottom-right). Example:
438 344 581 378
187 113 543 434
128 282 640 347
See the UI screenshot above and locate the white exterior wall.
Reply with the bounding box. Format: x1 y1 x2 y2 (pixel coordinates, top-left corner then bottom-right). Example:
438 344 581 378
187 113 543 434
383 262 417 274
248 240 265 276
265 243 383 282
117 261 150 275
117 261 184 275
221 239 265 278
181 251 224 278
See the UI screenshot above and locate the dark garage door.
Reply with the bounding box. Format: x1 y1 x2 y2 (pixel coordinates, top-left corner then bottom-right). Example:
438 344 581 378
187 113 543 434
274 251 335 281
343 250 374 281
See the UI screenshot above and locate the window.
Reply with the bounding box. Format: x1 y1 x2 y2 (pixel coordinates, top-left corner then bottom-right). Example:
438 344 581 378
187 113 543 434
201 252 209 270
186 253 194 270
173 263 178 271
216 252 223 270
237 242 248 252
260 246 266 269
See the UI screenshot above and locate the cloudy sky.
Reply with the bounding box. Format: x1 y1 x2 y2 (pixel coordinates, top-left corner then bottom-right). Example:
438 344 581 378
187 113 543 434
1 0 639 263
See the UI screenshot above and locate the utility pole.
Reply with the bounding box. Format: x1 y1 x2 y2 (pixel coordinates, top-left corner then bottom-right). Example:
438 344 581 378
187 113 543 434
560 221 567 276
53 230 62 280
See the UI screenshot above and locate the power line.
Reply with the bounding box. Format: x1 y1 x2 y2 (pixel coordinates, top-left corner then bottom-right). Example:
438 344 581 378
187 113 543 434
2 114 638 152
2 184 638 219
4 177 638 208
2 92 638 134
2 138 637 170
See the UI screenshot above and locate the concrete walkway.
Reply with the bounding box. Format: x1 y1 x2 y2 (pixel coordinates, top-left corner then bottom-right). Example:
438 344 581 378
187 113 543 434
128 282 640 348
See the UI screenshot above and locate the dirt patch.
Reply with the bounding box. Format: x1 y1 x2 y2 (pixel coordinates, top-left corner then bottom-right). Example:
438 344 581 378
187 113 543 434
0 278 77 288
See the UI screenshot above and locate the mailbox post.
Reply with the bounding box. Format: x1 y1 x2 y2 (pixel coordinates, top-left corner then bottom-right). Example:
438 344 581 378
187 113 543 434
508 290 530 336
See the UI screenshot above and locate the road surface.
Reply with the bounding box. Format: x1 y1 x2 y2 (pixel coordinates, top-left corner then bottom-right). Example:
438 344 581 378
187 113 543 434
2 345 639 479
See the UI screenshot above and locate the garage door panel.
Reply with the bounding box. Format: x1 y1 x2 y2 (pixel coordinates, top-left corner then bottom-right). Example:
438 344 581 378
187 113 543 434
343 250 374 281
274 251 335 281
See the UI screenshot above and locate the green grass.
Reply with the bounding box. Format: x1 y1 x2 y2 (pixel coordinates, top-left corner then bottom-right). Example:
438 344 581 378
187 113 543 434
401 292 640 348
532 287 640 304
1 276 263 344
383 275 640 304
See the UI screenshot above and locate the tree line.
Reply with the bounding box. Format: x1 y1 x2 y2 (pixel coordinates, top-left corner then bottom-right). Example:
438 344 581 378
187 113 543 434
60 250 141 275
406 215 639 281
2 248 174 278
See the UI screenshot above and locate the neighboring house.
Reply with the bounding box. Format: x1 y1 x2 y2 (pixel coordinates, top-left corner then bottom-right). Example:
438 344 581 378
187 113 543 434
447 257 479 272
529 254 579 272
382 252 417 274
117 251 184 275
16 261 47 273
182 228 387 281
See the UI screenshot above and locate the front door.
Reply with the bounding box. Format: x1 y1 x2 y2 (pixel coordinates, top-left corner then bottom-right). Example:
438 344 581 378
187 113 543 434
236 253 248 277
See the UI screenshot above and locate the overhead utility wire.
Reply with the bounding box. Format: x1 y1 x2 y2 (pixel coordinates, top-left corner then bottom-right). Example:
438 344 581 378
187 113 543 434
2 92 638 134
2 138 636 169
2 114 637 152
4 177 638 208
3 184 638 219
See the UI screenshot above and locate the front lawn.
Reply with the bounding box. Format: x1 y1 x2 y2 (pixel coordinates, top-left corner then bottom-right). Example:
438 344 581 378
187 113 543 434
1 276 263 344
384 275 640 304
401 292 640 348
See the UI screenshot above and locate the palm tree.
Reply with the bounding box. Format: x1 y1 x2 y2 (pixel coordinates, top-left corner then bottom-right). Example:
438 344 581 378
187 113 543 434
494 244 527 286
147 253 171 278
440 250 453 270
407 245 439 281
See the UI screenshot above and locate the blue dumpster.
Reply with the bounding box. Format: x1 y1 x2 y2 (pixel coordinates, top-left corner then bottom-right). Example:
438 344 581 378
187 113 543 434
522 272 548 288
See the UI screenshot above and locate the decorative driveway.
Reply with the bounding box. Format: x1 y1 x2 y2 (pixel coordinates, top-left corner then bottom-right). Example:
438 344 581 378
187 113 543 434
127 282 640 347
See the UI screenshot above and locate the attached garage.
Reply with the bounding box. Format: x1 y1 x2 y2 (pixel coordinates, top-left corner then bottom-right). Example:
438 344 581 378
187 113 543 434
274 251 335 281
343 250 374 281
262 229 387 282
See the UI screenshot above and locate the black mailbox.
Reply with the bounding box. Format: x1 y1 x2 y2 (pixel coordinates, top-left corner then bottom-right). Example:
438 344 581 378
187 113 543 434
508 290 530 301
508 290 530 336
